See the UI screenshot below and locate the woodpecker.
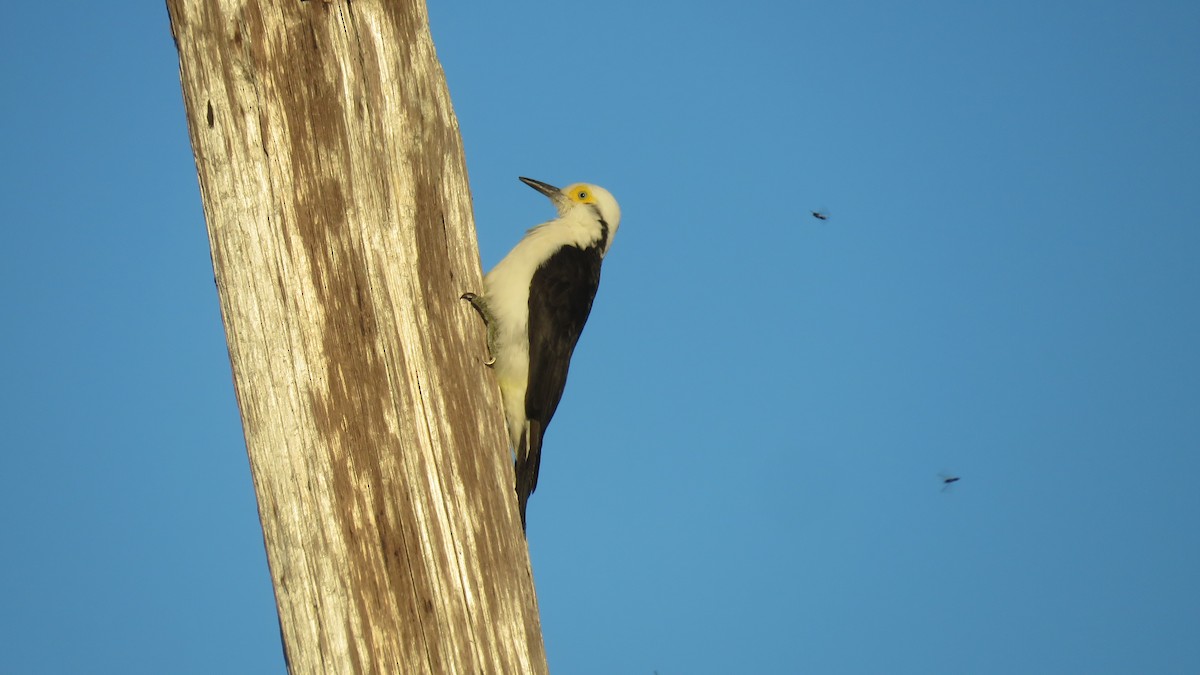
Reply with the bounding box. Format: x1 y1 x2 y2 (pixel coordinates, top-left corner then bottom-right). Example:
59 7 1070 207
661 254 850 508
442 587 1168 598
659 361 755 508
462 177 620 530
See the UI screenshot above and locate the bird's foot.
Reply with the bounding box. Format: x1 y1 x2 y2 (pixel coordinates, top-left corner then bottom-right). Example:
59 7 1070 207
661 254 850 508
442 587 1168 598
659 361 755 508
460 292 487 321
461 292 497 366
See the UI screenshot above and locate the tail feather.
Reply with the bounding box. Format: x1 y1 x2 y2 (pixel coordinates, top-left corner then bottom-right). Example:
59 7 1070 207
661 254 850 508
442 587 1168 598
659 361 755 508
515 420 543 532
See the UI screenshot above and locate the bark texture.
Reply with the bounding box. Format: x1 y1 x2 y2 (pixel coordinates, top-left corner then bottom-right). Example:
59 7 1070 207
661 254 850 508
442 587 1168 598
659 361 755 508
166 1 546 672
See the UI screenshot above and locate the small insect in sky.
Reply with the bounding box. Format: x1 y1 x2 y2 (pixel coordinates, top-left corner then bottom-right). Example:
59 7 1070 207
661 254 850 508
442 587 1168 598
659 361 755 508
811 210 829 221
938 472 961 492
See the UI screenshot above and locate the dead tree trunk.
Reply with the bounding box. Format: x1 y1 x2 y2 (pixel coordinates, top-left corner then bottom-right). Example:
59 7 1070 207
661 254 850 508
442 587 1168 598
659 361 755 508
166 1 547 672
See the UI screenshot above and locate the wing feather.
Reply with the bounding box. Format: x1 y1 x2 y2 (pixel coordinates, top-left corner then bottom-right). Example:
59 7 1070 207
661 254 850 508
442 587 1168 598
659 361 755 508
516 244 604 527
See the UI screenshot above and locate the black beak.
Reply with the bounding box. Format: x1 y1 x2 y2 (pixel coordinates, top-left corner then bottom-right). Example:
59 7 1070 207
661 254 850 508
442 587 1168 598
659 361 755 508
519 176 561 200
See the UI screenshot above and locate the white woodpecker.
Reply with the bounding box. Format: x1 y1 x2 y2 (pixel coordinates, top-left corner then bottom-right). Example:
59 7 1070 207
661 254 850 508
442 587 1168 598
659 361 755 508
463 177 621 531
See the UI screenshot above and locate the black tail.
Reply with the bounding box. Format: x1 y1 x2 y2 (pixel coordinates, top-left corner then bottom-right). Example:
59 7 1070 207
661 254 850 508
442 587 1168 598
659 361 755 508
515 420 543 532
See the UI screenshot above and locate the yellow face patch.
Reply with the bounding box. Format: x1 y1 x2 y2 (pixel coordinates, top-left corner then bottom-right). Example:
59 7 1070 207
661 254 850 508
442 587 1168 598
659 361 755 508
564 183 597 205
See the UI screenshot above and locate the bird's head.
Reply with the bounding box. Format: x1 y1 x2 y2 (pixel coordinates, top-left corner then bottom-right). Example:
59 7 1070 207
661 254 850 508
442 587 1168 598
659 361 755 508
519 176 621 234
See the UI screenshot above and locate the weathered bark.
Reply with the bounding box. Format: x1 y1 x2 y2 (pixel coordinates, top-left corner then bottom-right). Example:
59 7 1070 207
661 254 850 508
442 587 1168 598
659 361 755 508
166 1 547 673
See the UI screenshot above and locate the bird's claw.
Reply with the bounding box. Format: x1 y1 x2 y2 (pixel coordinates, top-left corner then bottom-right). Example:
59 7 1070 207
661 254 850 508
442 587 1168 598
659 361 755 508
461 291 497 366
461 292 487 320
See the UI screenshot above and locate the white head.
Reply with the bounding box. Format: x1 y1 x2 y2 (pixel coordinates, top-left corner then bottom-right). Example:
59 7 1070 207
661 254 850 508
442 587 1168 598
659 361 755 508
520 176 621 252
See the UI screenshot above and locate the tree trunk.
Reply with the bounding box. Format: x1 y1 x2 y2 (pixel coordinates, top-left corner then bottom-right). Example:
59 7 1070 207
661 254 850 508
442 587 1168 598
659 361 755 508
166 1 547 672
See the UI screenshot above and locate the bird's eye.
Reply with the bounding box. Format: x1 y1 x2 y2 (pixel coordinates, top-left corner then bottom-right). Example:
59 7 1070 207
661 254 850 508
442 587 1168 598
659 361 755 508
577 190 588 200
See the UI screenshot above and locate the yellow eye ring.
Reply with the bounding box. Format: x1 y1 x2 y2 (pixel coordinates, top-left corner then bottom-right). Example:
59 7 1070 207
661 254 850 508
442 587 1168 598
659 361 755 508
577 190 588 200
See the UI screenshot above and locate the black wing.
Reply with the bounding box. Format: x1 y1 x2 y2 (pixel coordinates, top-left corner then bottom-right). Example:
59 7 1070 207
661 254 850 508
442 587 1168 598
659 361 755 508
516 244 604 528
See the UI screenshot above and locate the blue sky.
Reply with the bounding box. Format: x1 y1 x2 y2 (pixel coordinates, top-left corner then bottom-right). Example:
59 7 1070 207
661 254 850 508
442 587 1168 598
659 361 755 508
2 1 1197 673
